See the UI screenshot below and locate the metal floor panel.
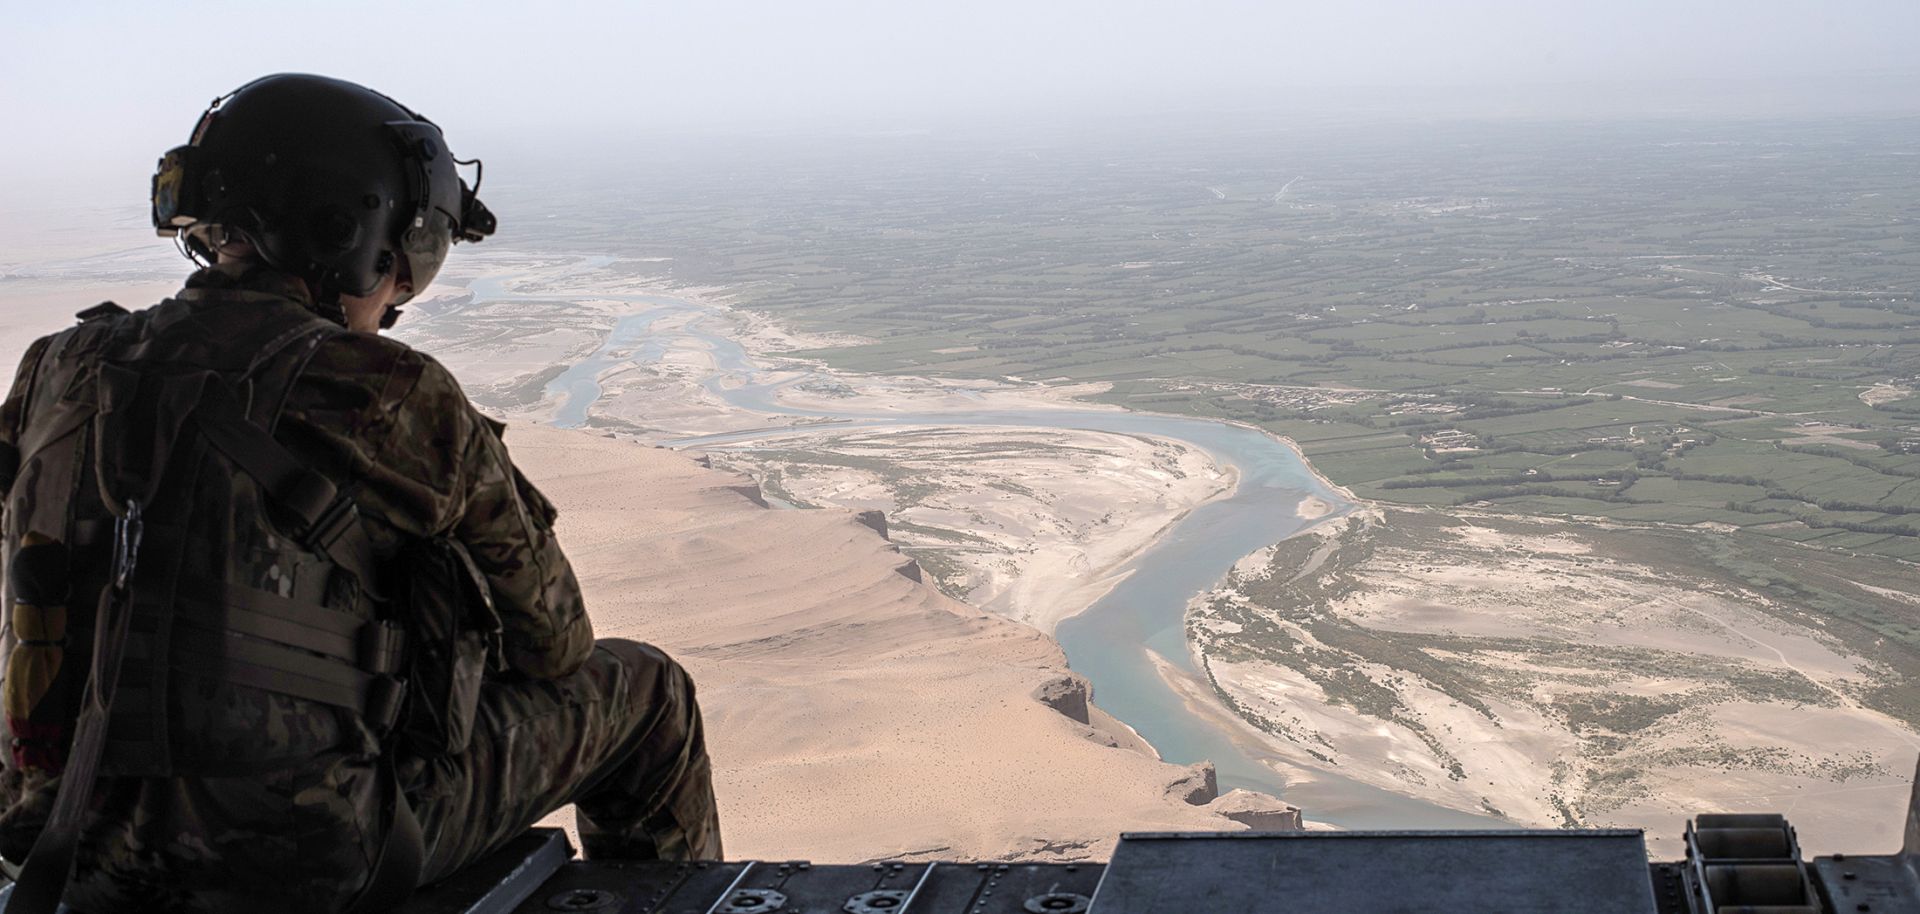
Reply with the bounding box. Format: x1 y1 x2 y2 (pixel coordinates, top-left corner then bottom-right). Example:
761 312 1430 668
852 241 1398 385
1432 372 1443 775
1088 830 1660 914
505 858 1099 914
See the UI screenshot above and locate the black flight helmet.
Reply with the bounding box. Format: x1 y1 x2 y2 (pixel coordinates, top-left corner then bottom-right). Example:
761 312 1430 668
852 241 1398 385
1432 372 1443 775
151 73 497 324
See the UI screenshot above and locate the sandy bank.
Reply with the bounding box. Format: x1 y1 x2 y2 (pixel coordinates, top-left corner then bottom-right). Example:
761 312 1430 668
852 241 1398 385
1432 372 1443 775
709 425 1237 635
510 424 1274 861
1189 507 1920 855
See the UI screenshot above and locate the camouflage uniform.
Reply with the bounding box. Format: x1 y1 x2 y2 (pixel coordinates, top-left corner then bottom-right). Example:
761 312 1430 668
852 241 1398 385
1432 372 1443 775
0 263 721 913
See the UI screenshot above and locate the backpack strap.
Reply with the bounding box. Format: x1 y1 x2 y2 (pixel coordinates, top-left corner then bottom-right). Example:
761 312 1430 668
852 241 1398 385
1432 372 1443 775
342 759 423 914
190 379 382 596
239 323 335 430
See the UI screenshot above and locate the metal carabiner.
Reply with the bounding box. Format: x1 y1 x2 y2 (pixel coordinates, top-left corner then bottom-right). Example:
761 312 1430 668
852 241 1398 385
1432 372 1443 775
112 498 145 592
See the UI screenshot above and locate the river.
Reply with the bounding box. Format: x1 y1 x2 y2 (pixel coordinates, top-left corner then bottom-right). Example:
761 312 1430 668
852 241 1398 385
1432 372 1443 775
470 267 1498 830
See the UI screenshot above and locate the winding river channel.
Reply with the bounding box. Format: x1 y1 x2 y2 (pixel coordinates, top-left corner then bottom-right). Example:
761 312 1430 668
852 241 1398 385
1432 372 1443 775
473 267 1497 830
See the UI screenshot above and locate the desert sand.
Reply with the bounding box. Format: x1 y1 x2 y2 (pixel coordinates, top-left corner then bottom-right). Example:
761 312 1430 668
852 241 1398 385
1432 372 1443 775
509 423 1286 861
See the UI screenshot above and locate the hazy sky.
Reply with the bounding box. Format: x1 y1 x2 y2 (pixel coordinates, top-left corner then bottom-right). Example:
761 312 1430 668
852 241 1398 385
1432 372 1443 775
4 0 1916 211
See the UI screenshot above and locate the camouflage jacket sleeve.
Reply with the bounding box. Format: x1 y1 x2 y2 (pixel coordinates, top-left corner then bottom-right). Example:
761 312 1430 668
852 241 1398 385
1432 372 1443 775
0 337 52 479
0 335 53 564
280 335 595 679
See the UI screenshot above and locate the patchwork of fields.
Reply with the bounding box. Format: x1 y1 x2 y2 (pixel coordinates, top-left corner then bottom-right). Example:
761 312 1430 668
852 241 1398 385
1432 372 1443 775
503 118 1920 556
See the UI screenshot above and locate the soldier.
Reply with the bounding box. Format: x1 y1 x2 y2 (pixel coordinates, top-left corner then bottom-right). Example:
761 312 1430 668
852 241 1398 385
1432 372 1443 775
0 74 721 913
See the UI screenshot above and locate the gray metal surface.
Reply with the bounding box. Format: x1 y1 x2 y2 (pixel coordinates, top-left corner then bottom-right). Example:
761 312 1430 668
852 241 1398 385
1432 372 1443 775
1811 853 1920 914
7 766 1920 914
499 858 1105 914
399 828 574 914
1087 830 1660 914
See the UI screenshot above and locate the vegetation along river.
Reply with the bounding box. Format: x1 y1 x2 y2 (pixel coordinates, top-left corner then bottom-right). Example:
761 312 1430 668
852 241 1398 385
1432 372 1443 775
471 268 1498 830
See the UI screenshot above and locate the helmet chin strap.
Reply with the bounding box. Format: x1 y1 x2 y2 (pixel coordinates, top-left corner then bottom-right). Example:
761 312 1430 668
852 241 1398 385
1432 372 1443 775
301 272 357 329
310 298 354 329
379 306 404 330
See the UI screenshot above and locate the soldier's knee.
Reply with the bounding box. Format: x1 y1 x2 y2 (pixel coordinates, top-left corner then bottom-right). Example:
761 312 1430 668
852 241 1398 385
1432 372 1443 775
595 638 697 710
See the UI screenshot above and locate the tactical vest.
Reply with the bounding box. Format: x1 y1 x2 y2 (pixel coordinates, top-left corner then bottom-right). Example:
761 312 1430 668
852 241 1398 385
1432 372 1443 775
1 296 405 783
0 294 506 912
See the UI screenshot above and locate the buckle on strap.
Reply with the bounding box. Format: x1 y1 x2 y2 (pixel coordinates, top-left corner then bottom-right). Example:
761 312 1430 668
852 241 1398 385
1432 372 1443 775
279 471 360 557
306 495 359 553
359 621 408 734
357 620 407 676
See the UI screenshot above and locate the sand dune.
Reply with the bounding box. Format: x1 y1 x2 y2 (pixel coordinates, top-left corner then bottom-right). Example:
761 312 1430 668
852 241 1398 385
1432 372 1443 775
509 424 1270 861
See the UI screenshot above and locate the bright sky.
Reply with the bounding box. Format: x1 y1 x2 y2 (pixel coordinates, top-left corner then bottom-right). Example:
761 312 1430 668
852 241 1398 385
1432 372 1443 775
4 0 1916 211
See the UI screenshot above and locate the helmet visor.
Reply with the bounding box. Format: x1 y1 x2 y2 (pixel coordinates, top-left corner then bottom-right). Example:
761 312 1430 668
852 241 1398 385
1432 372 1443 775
381 119 463 305
394 214 452 305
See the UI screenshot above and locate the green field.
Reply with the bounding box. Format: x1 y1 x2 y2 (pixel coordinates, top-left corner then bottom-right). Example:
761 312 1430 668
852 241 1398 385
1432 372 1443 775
501 117 1920 565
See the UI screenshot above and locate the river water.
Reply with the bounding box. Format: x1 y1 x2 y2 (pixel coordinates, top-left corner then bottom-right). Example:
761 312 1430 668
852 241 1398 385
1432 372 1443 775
472 268 1497 830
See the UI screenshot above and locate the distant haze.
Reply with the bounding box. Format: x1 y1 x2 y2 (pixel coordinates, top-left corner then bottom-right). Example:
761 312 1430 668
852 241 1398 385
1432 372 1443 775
4 0 1917 212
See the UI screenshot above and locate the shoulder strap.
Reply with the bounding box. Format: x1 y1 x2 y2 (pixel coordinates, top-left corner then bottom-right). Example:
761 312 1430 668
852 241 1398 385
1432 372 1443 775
190 379 381 594
239 323 337 430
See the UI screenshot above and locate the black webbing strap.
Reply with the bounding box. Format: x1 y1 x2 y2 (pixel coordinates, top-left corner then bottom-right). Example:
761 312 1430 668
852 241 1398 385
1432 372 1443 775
343 759 424 914
188 386 382 597
4 512 144 914
168 577 407 728
170 628 377 711
175 577 373 662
